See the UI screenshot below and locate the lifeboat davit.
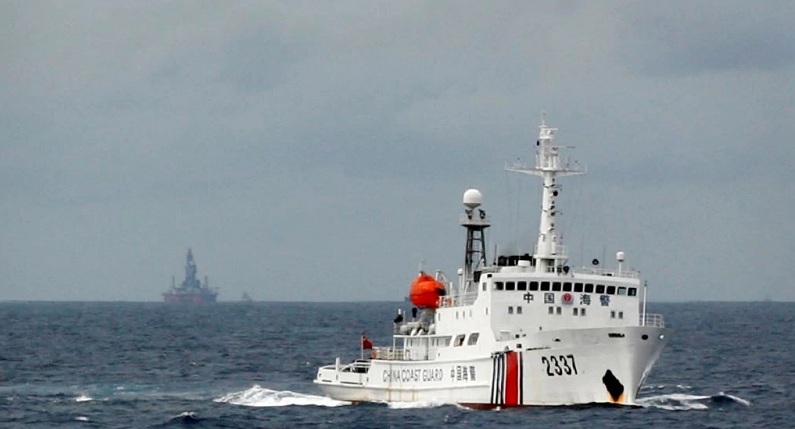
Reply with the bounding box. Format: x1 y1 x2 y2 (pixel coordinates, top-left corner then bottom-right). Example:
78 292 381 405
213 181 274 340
409 273 446 308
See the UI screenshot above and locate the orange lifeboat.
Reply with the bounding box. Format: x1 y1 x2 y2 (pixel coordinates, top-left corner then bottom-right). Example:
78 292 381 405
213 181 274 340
409 273 446 308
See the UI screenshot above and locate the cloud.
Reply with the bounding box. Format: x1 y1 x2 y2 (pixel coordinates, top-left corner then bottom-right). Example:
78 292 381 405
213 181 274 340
617 1 795 76
1 1 794 302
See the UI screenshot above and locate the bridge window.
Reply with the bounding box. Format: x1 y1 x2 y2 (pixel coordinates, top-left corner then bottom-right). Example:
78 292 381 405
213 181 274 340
596 284 605 294
563 282 572 292
607 285 616 295
540 282 550 291
454 334 465 346
617 287 627 296
628 287 637 296
552 282 562 292
585 283 594 293
506 281 516 291
517 281 527 291
495 282 504 291
574 283 583 292
468 333 480 345
530 281 539 291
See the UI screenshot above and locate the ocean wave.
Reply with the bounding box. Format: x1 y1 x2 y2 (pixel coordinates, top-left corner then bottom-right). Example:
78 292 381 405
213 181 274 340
147 412 204 428
161 412 202 426
214 385 349 408
713 392 751 407
637 392 751 411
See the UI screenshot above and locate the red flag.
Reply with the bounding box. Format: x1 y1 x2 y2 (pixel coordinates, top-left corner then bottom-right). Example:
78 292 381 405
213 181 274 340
361 335 373 350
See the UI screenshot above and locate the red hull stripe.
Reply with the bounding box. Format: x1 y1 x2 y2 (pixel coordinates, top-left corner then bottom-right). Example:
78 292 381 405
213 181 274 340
490 351 523 406
505 351 519 405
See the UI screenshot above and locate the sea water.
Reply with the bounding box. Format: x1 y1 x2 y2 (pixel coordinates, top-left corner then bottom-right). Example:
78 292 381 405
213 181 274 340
0 301 792 428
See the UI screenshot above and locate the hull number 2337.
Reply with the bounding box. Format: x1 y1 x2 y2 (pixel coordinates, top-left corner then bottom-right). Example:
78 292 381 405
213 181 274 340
541 354 578 376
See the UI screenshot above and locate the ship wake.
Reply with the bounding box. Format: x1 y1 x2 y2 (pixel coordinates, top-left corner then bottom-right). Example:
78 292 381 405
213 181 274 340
214 385 349 408
385 400 452 409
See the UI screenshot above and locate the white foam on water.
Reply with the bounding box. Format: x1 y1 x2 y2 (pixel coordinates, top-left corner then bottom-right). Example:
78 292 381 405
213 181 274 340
75 394 93 402
386 400 450 409
645 385 664 390
637 393 710 411
637 392 751 411
215 385 350 408
75 416 89 422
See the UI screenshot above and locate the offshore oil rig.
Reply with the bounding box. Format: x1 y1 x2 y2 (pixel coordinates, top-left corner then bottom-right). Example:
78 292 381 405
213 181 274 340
163 248 218 304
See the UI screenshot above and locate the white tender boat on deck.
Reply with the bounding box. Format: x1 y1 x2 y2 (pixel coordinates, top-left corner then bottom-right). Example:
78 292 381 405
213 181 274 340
315 118 671 408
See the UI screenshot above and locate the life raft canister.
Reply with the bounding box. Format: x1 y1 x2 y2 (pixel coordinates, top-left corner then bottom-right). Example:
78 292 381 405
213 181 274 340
409 273 445 309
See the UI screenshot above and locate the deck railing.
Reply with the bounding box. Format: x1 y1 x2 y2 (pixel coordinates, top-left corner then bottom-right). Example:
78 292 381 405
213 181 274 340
640 313 665 328
371 347 408 361
577 267 640 279
438 291 479 308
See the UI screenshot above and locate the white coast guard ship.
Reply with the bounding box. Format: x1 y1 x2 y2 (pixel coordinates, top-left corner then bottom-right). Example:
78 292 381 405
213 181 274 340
315 118 671 408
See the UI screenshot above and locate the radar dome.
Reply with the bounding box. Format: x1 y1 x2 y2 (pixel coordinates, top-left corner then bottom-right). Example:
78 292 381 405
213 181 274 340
463 189 483 209
616 251 625 262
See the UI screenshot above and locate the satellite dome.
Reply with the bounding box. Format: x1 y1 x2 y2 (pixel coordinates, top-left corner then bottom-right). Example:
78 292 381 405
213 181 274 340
463 189 483 209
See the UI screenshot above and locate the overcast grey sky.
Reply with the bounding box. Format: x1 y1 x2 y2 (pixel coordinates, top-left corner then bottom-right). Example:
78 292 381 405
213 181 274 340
2 1 793 302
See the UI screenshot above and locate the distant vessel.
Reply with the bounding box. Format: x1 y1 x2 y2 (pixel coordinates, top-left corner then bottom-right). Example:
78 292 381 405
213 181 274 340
163 249 218 304
242 292 253 302
315 117 671 407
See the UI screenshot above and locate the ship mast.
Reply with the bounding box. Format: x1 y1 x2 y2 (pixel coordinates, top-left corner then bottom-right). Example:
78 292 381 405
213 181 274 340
460 189 490 293
505 115 584 273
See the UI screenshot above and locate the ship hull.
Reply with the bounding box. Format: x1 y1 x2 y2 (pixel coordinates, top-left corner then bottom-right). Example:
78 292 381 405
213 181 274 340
162 292 217 304
315 326 671 407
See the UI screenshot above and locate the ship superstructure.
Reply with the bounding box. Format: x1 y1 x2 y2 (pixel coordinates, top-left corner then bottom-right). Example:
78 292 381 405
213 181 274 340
315 118 671 407
163 248 218 304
